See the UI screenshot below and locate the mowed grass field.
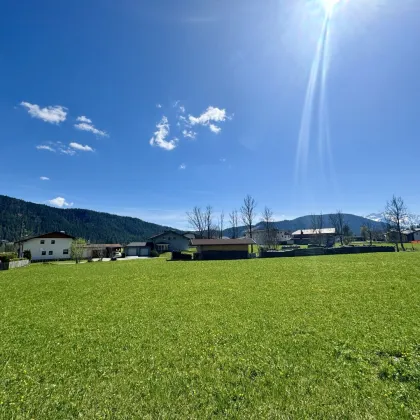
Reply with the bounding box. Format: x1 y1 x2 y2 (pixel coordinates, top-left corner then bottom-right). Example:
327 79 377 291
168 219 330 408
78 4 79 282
1 254 420 419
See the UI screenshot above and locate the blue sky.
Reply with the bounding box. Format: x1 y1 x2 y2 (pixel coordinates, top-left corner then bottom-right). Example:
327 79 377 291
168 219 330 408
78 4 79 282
1 0 419 229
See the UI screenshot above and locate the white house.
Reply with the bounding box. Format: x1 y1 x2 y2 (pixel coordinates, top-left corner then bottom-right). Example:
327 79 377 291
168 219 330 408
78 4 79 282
17 231 75 261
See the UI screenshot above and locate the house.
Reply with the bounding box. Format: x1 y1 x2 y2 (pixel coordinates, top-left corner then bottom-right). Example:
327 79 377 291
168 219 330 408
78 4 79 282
124 242 151 257
292 228 336 246
387 229 420 243
191 238 256 260
81 244 122 259
245 228 292 246
148 230 190 253
16 231 75 261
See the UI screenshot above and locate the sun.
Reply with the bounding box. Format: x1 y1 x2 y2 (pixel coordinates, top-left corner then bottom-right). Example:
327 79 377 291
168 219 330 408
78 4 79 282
322 0 341 14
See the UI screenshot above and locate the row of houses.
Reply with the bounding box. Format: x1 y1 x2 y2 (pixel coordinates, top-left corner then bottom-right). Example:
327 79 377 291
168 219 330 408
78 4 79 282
15 230 256 261
15 230 194 261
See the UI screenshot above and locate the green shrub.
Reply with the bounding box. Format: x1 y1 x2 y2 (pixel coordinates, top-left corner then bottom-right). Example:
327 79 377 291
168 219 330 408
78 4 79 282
150 250 159 258
23 250 32 260
0 252 18 263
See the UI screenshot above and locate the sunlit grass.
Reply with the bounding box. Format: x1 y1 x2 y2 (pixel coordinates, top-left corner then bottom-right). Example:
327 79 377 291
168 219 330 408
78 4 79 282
1 254 420 418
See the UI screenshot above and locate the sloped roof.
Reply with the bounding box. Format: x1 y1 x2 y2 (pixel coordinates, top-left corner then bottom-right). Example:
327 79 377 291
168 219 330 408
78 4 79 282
125 242 148 247
16 231 75 243
148 230 186 240
191 238 256 246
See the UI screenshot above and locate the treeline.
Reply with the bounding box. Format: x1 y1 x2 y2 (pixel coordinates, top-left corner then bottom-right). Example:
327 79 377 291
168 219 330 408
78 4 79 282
0 195 177 243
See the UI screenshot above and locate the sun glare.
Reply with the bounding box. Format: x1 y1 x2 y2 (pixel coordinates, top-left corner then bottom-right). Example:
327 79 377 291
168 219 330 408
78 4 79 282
322 0 341 14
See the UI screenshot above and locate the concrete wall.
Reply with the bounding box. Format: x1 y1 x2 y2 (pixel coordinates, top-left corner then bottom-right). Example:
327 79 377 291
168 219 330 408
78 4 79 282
0 259 30 270
22 238 73 261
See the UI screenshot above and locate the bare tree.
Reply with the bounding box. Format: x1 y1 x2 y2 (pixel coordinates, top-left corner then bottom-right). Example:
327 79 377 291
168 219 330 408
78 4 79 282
241 195 257 252
229 210 239 239
310 213 324 246
204 205 213 239
261 206 274 247
384 195 409 251
361 219 374 245
219 210 225 239
187 206 205 239
329 210 346 246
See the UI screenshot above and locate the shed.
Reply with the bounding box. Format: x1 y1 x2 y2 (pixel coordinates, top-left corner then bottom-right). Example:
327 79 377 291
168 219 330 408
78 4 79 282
190 238 256 260
124 242 151 257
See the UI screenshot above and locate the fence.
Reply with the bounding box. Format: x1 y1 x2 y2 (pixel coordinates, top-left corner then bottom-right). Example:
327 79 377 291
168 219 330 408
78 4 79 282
260 246 395 259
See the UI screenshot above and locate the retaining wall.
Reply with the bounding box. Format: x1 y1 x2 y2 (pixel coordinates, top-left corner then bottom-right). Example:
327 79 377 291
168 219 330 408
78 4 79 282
0 259 30 271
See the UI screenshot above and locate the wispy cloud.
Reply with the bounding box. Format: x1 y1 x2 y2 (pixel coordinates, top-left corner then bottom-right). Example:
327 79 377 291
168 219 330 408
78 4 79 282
220 157 227 162
69 142 94 152
21 101 67 124
179 163 186 170
48 197 73 208
74 116 108 137
40 176 50 181
76 115 92 123
188 106 231 134
36 141 92 156
182 129 197 140
179 105 186 113
149 116 178 151
36 145 55 152
156 104 162 109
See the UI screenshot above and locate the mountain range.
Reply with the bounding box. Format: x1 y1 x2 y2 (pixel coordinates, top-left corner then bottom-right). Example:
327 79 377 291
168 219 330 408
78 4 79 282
224 213 386 238
1 195 387 243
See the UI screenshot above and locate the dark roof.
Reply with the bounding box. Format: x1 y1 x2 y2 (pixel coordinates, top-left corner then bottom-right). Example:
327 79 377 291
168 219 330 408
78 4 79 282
148 230 186 240
82 244 122 248
16 231 75 243
125 242 148 247
191 238 256 246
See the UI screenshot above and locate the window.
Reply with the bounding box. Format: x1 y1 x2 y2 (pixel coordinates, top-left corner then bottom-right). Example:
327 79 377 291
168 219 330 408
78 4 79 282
49 251 53 255
40 240 45 244
42 251 46 256
63 249 69 255
51 240 55 244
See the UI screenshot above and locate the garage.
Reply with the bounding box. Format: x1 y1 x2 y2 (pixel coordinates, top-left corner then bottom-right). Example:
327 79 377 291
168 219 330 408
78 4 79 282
124 242 151 257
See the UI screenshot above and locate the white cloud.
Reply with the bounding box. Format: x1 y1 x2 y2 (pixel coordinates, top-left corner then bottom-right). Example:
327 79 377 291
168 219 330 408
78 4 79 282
48 197 73 208
40 176 50 181
149 116 178 151
209 124 221 134
21 102 67 124
188 106 231 134
156 104 162 108
36 145 55 152
179 105 186 113
74 122 108 137
189 106 227 125
182 129 197 140
76 115 92 123
69 142 94 152
179 163 186 170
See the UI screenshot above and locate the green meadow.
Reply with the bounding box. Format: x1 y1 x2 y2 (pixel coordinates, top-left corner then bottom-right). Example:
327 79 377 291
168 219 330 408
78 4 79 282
1 253 420 418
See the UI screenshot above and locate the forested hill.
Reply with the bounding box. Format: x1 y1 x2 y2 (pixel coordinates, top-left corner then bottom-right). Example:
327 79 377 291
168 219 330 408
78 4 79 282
0 195 178 243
